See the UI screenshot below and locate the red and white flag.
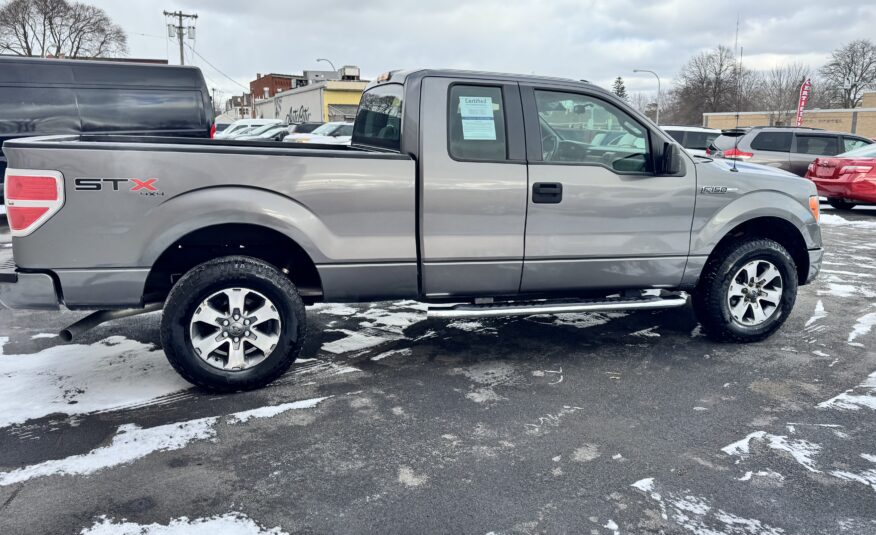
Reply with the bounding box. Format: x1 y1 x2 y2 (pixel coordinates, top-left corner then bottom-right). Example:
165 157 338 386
795 78 812 127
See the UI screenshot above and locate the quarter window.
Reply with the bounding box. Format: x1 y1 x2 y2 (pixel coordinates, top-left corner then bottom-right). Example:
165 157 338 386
794 135 839 156
750 132 792 152
534 90 648 173
843 137 871 153
448 85 507 161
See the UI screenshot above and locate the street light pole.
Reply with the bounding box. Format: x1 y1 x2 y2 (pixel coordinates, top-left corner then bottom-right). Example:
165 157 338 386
316 58 337 73
633 69 661 125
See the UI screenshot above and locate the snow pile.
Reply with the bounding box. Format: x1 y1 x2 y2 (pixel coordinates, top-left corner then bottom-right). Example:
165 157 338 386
820 213 876 229
0 336 191 428
81 512 288 535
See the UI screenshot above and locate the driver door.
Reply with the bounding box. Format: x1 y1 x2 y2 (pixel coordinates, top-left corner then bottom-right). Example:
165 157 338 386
519 85 696 292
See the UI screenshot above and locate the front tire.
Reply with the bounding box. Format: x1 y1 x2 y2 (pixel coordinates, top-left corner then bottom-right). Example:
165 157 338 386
693 239 797 342
828 199 856 211
160 256 306 392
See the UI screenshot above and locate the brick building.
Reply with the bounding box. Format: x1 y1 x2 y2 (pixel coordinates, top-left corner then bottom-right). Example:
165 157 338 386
703 92 876 139
250 73 303 99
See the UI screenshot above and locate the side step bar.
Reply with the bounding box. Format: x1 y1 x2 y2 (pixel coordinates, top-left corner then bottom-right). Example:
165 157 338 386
427 293 688 319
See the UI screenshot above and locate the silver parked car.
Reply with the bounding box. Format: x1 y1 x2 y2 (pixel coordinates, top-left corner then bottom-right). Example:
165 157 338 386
707 126 873 176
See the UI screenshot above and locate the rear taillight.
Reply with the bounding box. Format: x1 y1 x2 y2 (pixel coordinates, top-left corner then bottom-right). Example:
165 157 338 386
210 124 217 138
705 148 712 156
839 165 873 175
4 170 64 237
722 148 753 160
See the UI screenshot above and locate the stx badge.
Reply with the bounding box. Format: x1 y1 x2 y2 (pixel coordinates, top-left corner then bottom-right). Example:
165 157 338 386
74 178 163 196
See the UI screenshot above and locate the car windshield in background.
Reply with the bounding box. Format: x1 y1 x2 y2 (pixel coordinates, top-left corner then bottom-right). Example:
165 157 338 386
839 143 876 158
311 123 340 136
352 83 403 150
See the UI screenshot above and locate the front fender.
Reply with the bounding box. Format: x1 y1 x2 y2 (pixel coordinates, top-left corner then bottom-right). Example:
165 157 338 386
690 190 821 256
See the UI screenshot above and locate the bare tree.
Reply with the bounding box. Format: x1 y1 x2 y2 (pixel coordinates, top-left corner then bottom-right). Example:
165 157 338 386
0 0 126 58
672 45 744 125
760 62 809 125
819 39 876 108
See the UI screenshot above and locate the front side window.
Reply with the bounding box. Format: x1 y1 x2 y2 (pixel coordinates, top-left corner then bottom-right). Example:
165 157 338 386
534 90 648 173
750 131 792 152
351 83 402 151
795 135 839 156
448 85 507 161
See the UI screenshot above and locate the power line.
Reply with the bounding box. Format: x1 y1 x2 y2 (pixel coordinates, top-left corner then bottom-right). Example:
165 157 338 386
184 43 248 91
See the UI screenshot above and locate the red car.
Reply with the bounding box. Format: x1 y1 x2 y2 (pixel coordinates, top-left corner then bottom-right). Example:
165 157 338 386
805 143 876 210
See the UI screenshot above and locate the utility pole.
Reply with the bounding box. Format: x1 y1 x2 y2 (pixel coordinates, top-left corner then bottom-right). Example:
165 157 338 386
164 10 198 65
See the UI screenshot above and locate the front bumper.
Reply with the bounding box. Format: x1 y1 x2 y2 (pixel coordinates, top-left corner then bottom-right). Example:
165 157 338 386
805 248 823 285
0 258 60 310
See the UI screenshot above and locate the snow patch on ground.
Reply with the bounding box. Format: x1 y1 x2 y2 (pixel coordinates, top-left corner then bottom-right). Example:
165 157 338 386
447 320 496 334
738 469 785 482
317 301 427 355
531 311 627 329
30 333 57 339
397 466 428 487
820 213 876 229
848 311 876 343
0 336 191 428
630 326 660 338
630 477 785 535
571 444 600 462
818 370 876 411
805 300 827 327
226 396 330 423
370 348 412 362
0 417 218 485
0 396 329 486
722 431 821 472
81 512 288 535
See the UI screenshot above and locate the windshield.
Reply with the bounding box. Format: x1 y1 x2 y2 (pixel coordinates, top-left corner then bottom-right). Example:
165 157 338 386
352 83 403 151
839 143 876 158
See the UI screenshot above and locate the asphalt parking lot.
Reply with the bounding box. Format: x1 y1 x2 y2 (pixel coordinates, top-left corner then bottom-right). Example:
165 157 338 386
1 207 875 535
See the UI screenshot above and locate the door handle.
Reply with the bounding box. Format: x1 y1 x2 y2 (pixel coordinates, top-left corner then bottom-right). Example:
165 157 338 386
532 182 563 204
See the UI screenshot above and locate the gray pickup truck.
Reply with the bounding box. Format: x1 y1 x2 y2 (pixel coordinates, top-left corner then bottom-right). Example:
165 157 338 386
1 69 823 391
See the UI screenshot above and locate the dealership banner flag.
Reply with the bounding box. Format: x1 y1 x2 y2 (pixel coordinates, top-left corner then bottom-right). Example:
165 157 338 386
796 78 812 127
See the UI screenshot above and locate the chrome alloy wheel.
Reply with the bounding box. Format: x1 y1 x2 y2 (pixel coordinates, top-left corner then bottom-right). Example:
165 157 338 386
189 287 282 371
726 260 783 326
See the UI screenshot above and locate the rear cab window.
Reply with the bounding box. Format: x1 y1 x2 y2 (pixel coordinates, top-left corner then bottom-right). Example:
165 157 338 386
684 131 718 150
352 83 403 151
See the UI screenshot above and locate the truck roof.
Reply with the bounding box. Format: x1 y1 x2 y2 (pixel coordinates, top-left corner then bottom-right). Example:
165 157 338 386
368 68 604 93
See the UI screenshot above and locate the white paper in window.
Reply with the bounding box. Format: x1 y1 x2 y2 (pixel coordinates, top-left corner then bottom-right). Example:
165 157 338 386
459 96 496 140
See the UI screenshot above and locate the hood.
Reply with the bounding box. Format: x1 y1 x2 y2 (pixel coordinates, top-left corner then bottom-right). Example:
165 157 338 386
696 155 817 200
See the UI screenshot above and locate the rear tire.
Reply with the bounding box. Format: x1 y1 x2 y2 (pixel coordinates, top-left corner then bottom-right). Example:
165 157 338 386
160 255 306 392
827 199 856 210
692 239 797 343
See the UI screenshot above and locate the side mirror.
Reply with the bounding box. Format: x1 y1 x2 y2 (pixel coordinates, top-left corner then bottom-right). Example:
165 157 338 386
662 142 682 175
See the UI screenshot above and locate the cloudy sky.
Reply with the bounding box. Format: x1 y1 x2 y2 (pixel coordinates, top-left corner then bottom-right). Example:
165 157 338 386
88 0 875 102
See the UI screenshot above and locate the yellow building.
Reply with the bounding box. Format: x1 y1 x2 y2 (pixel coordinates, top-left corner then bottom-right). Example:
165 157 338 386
254 80 369 123
703 92 876 139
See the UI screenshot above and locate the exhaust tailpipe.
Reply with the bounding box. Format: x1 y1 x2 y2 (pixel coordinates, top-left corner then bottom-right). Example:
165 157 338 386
59 303 163 342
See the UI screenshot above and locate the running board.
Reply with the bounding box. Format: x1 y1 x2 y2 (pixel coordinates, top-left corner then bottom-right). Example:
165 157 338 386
427 293 688 319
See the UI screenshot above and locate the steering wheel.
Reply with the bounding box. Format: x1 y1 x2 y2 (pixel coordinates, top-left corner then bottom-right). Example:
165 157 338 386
542 132 559 161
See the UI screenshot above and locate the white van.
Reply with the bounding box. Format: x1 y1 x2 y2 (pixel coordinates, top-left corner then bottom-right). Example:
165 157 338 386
216 118 282 139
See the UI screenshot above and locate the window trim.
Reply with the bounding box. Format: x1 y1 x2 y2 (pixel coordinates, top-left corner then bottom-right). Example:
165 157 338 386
522 85 654 175
444 81 525 165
